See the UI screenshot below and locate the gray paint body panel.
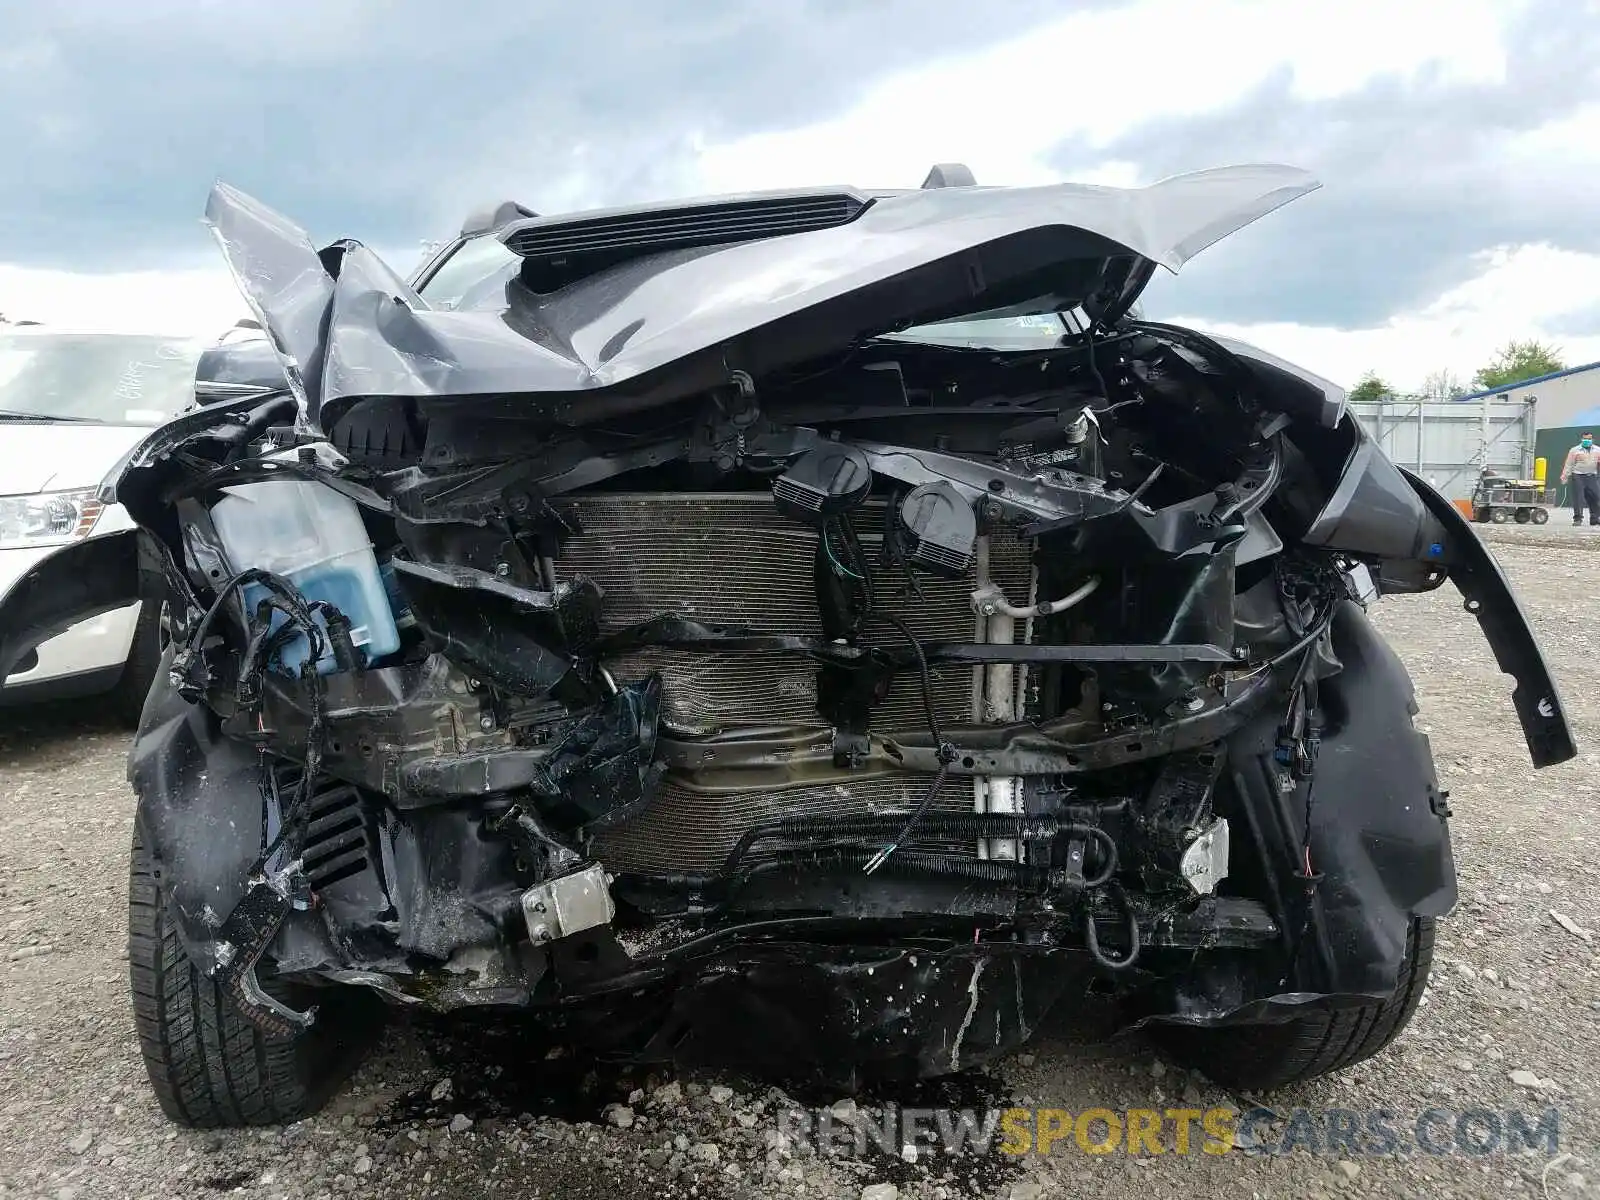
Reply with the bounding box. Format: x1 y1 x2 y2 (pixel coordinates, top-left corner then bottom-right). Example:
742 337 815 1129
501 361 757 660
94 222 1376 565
202 167 1320 428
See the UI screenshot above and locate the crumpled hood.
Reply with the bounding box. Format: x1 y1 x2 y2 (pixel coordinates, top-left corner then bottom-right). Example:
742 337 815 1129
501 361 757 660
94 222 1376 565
0 423 154 495
204 165 1320 431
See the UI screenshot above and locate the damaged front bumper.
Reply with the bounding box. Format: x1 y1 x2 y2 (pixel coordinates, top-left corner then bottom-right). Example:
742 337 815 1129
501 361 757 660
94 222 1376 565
127 584 1455 1076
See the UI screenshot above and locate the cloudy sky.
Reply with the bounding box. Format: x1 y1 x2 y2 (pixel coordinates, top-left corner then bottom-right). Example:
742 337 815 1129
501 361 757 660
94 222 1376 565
3 0 1596 392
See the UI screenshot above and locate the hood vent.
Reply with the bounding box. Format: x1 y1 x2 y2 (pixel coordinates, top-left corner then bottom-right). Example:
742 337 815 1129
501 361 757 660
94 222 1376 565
502 191 871 291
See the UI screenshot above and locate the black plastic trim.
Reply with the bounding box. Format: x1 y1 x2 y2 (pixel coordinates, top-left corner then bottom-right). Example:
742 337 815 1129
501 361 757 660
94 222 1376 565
1402 467 1576 767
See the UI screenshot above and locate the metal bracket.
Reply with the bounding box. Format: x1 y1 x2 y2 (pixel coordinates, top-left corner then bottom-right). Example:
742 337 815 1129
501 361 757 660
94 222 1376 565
1179 817 1231 896
521 863 616 946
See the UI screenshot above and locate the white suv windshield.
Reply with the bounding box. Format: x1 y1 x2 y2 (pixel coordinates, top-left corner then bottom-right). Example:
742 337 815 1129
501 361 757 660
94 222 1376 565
0 332 207 425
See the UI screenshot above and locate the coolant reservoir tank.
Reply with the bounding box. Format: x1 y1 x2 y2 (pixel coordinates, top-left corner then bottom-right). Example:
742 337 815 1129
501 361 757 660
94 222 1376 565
210 478 400 675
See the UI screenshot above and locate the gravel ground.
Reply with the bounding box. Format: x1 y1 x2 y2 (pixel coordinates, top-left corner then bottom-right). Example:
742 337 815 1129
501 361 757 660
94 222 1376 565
2 537 1598 1200
1475 519 1600 550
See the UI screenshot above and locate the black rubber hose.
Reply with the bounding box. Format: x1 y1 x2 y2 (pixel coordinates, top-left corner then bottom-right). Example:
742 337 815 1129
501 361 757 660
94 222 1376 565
1084 882 1142 971
862 760 952 874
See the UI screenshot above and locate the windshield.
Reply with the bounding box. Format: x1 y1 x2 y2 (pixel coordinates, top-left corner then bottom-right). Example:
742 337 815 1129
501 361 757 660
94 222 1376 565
878 313 1070 349
0 332 207 425
414 236 520 310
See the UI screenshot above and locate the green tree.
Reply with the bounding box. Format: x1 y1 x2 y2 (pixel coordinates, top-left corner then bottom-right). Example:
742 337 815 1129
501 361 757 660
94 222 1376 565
1472 340 1566 391
1348 371 1392 403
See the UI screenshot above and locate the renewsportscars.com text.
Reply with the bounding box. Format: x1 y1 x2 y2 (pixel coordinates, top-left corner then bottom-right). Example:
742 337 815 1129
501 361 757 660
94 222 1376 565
775 1105 1562 1159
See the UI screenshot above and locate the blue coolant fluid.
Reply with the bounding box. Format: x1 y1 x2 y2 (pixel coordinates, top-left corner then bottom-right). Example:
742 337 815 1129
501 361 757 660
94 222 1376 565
210 478 400 675
378 559 417 634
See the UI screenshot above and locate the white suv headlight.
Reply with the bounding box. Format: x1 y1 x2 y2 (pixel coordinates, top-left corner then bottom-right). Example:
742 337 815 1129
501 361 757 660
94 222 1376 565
0 489 105 550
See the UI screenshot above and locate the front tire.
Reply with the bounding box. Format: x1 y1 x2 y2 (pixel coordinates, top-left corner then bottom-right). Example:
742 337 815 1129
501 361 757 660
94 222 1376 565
1155 916 1435 1092
127 826 376 1126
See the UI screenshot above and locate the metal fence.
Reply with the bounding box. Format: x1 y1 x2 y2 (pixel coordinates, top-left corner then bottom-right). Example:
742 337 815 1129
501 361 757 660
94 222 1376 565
1346 395 1538 503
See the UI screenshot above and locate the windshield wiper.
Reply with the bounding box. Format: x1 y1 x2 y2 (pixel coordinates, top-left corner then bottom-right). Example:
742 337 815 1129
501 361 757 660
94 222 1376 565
0 409 103 424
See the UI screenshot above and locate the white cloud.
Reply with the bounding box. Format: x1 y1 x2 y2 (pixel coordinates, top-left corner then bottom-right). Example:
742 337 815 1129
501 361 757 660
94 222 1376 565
685 0 1511 194
0 238 434 337
671 0 1592 390
1498 101 1600 178
5 0 1593 394
1168 242 1600 391
0 262 247 336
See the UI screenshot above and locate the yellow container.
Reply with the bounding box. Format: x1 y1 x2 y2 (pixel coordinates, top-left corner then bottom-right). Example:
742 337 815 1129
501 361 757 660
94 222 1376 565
1535 457 1548 486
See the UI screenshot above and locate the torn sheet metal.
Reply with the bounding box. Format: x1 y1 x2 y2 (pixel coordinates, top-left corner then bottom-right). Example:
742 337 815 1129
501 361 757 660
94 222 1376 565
201 167 1320 427
203 183 336 416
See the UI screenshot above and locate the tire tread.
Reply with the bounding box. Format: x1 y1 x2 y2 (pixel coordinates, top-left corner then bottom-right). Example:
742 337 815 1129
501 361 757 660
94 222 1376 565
127 827 319 1127
1156 917 1435 1091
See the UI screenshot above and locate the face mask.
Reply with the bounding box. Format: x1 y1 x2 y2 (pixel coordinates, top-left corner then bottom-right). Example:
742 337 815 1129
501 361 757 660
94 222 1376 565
1584 440 1593 450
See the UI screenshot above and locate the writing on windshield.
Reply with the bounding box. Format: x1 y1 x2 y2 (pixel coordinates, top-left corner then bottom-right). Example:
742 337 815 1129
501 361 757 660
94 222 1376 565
0 334 205 425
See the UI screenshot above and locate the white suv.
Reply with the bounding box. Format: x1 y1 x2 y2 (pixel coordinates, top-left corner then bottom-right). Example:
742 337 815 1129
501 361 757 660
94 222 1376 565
0 325 206 720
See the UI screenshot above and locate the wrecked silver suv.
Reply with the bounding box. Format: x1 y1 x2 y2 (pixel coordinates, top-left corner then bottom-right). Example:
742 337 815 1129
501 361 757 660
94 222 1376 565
0 164 1574 1126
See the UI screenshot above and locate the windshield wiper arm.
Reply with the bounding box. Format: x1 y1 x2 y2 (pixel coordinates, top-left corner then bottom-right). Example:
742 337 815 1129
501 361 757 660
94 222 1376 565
0 409 102 424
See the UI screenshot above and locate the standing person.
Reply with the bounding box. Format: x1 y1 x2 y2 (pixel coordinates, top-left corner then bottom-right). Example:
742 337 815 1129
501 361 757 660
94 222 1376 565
1560 432 1600 525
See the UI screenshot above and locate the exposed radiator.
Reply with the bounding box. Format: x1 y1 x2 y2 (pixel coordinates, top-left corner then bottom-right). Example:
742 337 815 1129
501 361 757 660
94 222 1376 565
553 493 1033 734
553 492 1034 875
